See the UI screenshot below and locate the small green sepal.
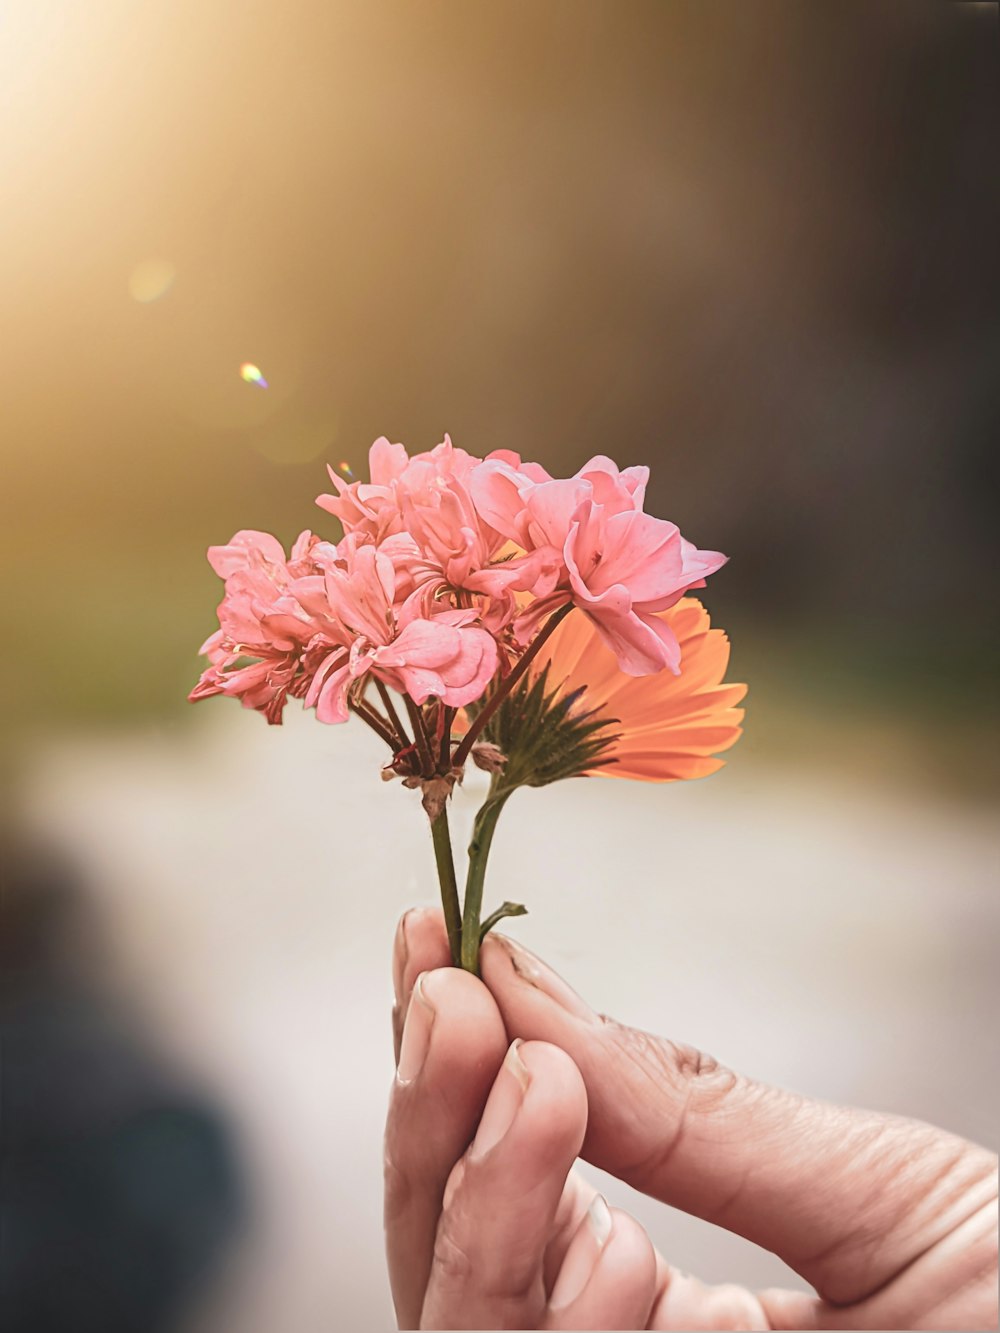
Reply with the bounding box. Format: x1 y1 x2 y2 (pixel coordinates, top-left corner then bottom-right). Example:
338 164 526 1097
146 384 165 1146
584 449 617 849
470 664 620 792
479 900 528 942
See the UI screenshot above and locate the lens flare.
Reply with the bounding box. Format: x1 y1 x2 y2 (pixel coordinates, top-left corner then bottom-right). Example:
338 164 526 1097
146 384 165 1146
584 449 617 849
239 362 268 388
129 259 175 302
337 460 354 479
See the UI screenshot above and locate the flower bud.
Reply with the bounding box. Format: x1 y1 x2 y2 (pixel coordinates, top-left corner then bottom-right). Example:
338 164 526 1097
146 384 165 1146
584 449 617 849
471 742 507 774
420 774 457 820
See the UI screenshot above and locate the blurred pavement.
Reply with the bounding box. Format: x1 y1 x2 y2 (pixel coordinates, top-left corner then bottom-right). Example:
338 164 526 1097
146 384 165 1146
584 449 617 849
21 710 1000 1332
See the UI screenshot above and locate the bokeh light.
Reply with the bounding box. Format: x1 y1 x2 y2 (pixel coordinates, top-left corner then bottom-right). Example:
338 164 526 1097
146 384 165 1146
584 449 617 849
128 258 176 302
239 361 268 388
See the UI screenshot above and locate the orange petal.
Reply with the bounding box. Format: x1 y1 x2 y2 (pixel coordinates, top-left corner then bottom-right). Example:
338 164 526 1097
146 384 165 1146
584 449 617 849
532 597 746 783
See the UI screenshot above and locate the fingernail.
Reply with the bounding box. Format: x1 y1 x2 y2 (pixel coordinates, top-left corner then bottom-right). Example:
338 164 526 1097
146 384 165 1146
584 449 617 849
499 937 596 1022
396 972 434 1083
392 909 413 1008
548 1195 613 1310
470 1039 530 1160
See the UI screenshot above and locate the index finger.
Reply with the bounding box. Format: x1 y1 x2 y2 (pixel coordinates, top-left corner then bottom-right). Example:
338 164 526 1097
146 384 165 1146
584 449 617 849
480 932 998 1308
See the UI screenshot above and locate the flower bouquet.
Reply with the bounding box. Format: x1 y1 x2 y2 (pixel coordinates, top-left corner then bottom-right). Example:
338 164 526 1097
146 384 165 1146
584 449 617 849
190 439 745 973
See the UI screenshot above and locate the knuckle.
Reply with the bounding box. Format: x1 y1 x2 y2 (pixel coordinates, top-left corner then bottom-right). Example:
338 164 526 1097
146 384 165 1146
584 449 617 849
431 1217 476 1288
441 1157 466 1214
602 1015 738 1109
600 1018 742 1183
672 1038 741 1113
431 1160 539 1307
382 1144 414 1221
705 1282 771 1330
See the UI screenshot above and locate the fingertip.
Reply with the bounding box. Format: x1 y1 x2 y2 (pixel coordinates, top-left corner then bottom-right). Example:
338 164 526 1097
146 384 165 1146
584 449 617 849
546 1202 657 1330
394 906 450 1004
519 1040 587 1111
391 908 414 1005
418 964 508 1068
513 1039 589 1163
421 1039 591 1328
478 930 516 986
481 933 596 1026
603 1206 658 1296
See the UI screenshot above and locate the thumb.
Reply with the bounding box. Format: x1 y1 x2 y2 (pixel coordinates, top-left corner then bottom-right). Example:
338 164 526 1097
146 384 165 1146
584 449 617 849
480 933 998 1308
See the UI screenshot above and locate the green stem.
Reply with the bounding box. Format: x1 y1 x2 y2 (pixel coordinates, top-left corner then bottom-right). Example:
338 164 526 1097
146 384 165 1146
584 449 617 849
430 806 462 967
461 785 512 973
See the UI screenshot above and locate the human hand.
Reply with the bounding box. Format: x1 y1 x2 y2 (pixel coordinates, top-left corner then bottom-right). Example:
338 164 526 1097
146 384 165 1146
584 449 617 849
384 908 998 1330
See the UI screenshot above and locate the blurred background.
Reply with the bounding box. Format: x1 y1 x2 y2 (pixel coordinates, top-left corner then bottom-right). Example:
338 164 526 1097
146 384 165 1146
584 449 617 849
2 1 997 1330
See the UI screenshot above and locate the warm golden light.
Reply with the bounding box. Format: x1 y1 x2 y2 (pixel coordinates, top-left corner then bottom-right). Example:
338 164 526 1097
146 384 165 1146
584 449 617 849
127 258 176 303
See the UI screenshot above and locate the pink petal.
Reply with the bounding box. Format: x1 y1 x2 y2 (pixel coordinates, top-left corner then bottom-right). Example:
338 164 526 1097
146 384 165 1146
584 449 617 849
523 480 590 550
368 436 409 486
308 654 352 723
375 620 498 706
188 666 224 702
577 456 648 512
592 510 684 600
469 460 533 544
484 450 553 484
377 618 465 672
207 530 286 578
585 601 681 676
679 536 728 584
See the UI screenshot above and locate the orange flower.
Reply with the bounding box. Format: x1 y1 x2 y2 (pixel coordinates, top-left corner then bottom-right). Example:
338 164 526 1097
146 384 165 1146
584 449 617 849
530 597 746 782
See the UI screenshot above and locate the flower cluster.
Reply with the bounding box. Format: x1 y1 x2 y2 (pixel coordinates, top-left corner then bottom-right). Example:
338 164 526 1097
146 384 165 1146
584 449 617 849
190 436 744 972
191 436 726 727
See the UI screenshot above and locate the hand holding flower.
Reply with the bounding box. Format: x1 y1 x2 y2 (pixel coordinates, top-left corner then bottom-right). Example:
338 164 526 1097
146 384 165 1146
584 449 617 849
386 910 999 1331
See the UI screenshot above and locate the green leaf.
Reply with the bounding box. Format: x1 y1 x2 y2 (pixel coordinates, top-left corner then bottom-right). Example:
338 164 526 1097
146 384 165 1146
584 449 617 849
479 900 528 941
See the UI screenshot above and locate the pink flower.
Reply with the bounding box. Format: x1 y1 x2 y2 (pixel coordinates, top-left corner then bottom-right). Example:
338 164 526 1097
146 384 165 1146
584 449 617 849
188 530 328 723
394 437 498 588
193 445 727 737
470 455 727 675
316 436 544 630
303 542 498 724
315 437 411 542
191 525 500 728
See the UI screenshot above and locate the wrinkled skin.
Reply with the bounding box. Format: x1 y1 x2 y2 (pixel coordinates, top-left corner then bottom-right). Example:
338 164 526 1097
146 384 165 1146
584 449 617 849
385 909 999 1331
